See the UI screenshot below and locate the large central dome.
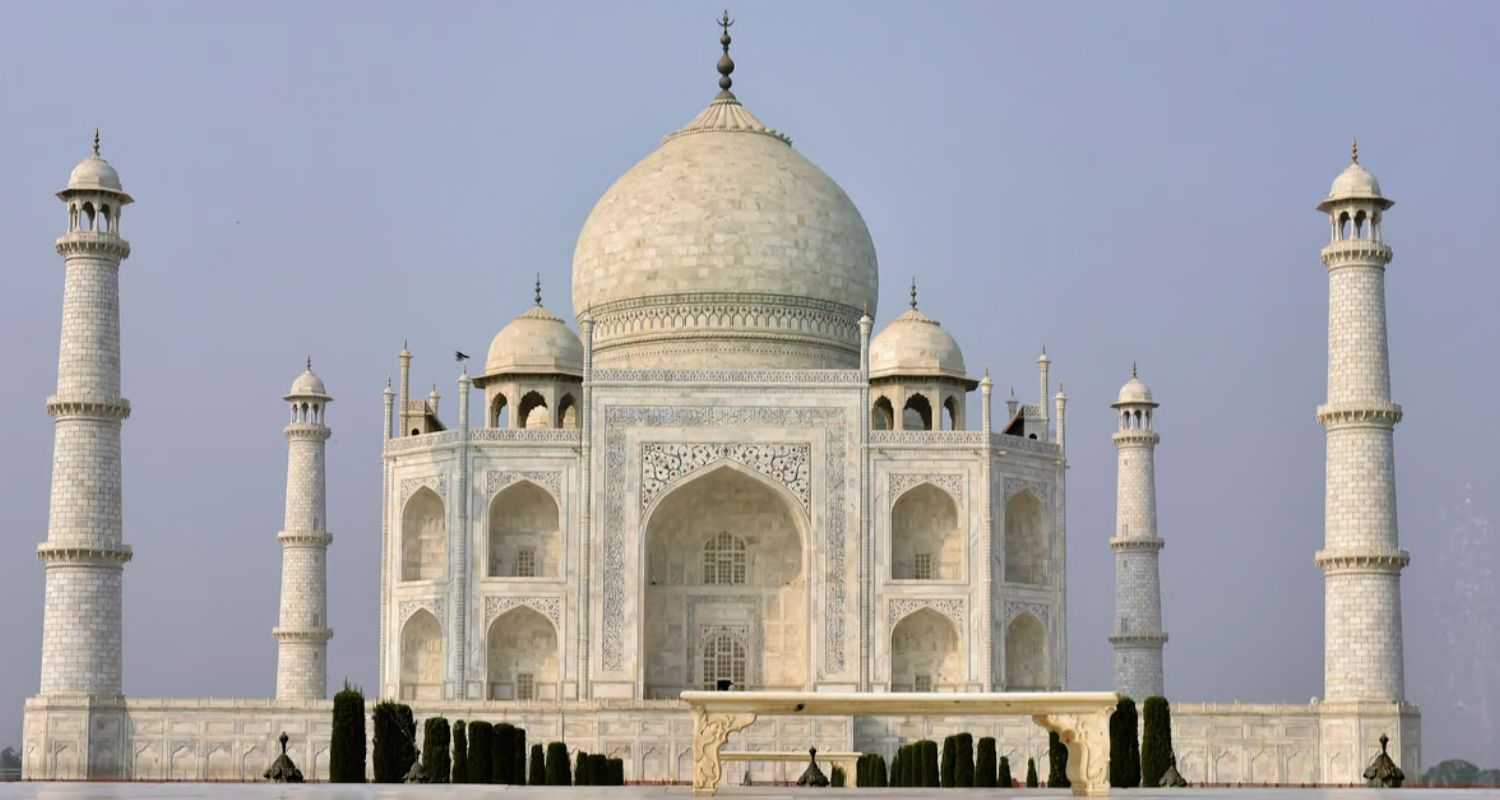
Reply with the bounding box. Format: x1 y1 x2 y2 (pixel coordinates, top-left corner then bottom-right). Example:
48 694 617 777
572 72 878 369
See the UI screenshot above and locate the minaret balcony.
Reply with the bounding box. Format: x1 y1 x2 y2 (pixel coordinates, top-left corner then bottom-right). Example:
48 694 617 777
46 396 130 420
1314 548 1410 574
1109 536 1164 553
1315 401 1402 428
37 542 133 565
1320 239 1392 269
55 231 130 259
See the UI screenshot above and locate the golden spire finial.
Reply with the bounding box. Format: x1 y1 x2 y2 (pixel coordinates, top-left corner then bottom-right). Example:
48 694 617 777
1352 137 1359 164
92 129 101 157
535 273 542 306
909 276 918 310
716 10 736 95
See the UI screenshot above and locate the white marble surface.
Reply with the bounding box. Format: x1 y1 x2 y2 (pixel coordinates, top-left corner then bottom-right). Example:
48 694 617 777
3 786 1499 800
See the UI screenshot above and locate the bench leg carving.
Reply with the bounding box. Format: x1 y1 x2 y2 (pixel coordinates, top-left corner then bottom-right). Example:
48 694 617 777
1033 707 1115 796
691 708 757 795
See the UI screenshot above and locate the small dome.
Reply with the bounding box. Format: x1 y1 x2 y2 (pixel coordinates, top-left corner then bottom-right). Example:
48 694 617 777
68 155 123 192
869 308 968 381
485 304 583 377
1318 149 1392 212
1114 375 1155 407
287 363 329 398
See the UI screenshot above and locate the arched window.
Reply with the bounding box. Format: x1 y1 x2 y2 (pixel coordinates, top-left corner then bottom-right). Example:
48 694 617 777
402 487 447 581
491 393 509 428
890 608 961 692
942 396 959 431
1354 209 1367 239
871 396 894 430
903 394 932 431
486 606 558 700
703 531 747 585
399 609 443 701
1338 211 1351 240
82 202 95 231
519 391 548 429
891 483 960 580
558 394 578 429
488 481 560 578
700 628 747 690
1005 491 1047 585
99 205 111 233
1005 613 1047 690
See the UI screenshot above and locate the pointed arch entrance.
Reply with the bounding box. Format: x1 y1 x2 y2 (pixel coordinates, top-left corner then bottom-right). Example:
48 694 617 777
641 464 809 698
485 606 559 700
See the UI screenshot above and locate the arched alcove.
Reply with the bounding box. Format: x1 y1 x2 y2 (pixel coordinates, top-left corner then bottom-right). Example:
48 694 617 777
1004 491 1046 585
890 608 961 691
558 394 578 429
1004 612 1047 689
518 391 548 429
402 487 447 581
491 393 509 428
942 396 959 430
485 607 558 700
399 609 443 700
890 484 960 580
903 394 932 431
642 465 807 698
872 396 894 430
488 481 560 578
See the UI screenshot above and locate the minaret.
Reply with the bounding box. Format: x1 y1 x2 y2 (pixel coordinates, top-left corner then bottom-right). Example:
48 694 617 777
38 132 134 698
1109 366 1167 700
274 359 334 699
1315 143 1408 703
1036 348 1051 436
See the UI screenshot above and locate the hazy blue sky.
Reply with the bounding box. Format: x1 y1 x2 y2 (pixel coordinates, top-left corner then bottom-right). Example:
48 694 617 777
2 1 1496 765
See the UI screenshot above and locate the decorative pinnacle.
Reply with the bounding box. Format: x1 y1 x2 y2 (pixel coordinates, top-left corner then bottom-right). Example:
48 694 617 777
92 129 101 157
909 277 918 310
717 10 736 94
306 355 313 371
1352 137 1359 164
1132 361 1138 378
535 273 542 306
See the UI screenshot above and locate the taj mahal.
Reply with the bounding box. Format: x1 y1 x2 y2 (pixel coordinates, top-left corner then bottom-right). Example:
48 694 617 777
21 20 1420 788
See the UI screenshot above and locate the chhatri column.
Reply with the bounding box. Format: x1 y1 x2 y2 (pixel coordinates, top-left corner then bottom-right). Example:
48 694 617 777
1315 144 1408 703
1109 367 1167 700
274 360 334 699
38 132 135 699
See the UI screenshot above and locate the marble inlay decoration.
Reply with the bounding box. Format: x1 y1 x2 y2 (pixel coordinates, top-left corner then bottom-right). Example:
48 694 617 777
640 442 811 513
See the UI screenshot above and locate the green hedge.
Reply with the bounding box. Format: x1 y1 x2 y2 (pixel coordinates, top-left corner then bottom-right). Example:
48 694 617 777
329 683 365 783
1048 729 1070 788
1026 757 1038 788
955 733 974 787
1110 696 1141 788
493 723 512 783
466 721 493 783
856 753 887 787
1141 696 1174 787
371 702 403 782
920 740 940 787
451 721 467 783
545 742 571 786
941 736 957 788
574 750 590 786
529 744 546 786
975 737 997 787
998 755 1013 788
421 717 450 783
830 765 845 787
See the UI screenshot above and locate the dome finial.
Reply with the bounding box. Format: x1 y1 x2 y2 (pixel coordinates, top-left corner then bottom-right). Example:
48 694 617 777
1132 361 1138 378
909 276 918 310
716 10 736 95
1351 137 1359 164
92 128 101 157
535 272 542 306
306 355 313 371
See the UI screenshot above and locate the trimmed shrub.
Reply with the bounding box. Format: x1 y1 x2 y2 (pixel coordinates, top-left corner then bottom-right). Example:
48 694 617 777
920 739 940 787
545 742 571 786
941 736 957 788
575 750 590 786
607 757 625 785
494 723 514 783
1141 696 1174 788
422 717 451 783
1026 757 1039 788
516 727 528 785
1048 730 1070 788
529 744 545 786
589 754 609 785
395 705 418 780
857 753 888 788
831 765 846 787
872 752 888 787
1110 696 1141 788
452 721 468 783
329 682 366 783
955 733 974 787
975 737 997 788
998 755 1013 788
466 721 494 784
371 701 401 782
890 748 904 787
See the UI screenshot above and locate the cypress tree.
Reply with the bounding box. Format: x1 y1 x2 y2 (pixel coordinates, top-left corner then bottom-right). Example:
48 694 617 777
494 723 514 783
941 736 957 788
1141 696 1174 788
545 742 571 786
975 737 997 788
921 740 940 787
608 757 625 785
513 726 527 785
896 745 909 787
955 733 974 787
1110 696 1141 788
529 744 546 786
1048 730 1070 788
329 682 366 783
370 701 400 782
891 748 903 787
451 721 468 784
466 721 493 784
872 753 887 787
422 717 451 783
575 750 590 786
590 754 609 785
998 755 1013 788
394 705 418 780
830 765 846 787
1026 757 1039 788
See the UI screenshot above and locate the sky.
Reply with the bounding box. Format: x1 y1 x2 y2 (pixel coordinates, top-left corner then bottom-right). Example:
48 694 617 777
1 0 1497 767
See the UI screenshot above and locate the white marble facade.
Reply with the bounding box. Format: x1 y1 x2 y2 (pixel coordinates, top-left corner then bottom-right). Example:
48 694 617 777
24 29 1420 786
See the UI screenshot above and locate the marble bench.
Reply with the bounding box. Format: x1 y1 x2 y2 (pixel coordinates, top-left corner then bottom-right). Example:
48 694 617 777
681 690 1119 796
